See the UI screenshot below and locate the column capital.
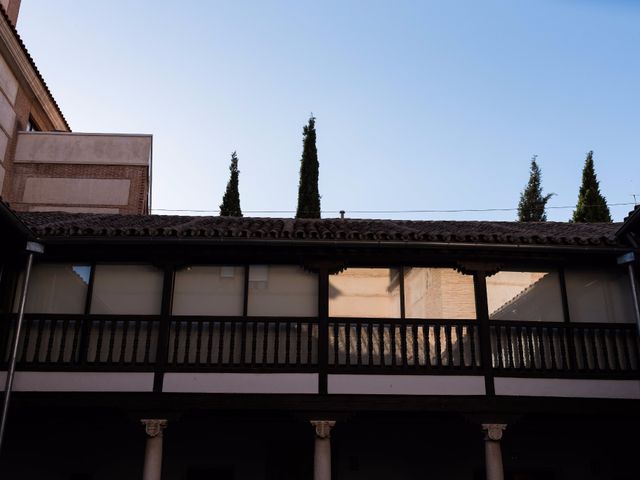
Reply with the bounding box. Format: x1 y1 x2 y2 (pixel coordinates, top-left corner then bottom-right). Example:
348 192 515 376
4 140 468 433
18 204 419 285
311 420 336 439
482 423 506 441
141 419 168 438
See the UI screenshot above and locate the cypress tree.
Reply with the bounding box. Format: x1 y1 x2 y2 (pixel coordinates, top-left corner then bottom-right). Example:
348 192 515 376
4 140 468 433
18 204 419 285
296 116 321 218
572 151 612 223
219 151 242 217
517 155 554 222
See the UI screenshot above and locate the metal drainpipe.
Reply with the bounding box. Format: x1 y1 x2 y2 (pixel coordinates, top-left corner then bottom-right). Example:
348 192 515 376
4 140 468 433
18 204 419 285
618 250 640 335
629 262 640 335
0 241 44 455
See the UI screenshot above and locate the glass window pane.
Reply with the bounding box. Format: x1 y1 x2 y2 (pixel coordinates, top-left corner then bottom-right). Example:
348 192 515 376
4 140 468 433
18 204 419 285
404 268 476 319
16 263 90 313
90 265 163 315
329 268 401 318
486 271 564 322
566 269 635 323
247 266 317 316
173 266 244 316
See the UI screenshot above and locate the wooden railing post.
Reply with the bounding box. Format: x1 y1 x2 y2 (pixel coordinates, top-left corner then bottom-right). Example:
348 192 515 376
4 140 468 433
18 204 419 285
318 268 329 394
153 266 174 393
474 272 495 396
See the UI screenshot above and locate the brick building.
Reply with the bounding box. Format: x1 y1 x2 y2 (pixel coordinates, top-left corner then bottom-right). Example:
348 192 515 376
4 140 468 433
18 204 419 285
0 0 151 215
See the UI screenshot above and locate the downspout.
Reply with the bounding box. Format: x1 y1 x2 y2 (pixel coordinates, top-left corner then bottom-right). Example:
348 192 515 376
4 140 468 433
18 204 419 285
0 240 44 455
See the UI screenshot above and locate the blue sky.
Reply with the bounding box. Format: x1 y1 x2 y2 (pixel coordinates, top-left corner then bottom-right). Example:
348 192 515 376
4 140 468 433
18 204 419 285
18 0 640 221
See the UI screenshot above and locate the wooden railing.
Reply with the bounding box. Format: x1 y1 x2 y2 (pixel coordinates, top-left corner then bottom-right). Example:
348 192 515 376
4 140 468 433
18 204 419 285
1 314 638 379
490 321 640 377
166 316 318 370
0 314 159 370
328 318 481 373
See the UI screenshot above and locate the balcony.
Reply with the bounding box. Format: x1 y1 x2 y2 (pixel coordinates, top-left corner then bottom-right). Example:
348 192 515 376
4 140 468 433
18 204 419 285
2 314 637 381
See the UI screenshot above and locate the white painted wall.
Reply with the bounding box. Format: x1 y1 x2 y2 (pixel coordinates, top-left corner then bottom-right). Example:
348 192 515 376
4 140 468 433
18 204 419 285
494 377 640 399
162 373 319 394
0 371 154 392
328 374 486 395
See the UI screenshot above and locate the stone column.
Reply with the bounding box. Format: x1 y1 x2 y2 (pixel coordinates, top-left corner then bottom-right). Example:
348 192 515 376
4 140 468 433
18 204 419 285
311 420 336 480
141 419 168 480
482 424 507 480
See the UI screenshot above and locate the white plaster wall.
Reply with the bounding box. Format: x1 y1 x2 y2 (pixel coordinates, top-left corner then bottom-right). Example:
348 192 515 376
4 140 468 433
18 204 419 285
163 373 319 394
0 53 18 105
328 374 486 395
0 88 16 135
0 371 154 392
494 377 640 399
14 132 151 166
22 177 131 205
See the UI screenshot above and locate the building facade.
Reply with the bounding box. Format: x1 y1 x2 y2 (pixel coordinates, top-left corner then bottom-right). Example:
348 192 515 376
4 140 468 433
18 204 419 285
0 2 151 215
1 1 640 479
1 211 640 479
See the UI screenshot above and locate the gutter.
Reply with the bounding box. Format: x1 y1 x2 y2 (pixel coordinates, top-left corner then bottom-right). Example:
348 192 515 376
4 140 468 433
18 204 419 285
37 236 629 254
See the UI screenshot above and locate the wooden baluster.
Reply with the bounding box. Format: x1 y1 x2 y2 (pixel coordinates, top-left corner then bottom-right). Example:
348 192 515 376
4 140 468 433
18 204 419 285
469 324 477 368
219 321 227 365
285 320 291 366
18 317 32 364
434 324 442 368
130 319 141 365
106 319 117 364
119 319 129 364
45 319 57 364
172 320 181 366
207 319 215 367
195 321 203 366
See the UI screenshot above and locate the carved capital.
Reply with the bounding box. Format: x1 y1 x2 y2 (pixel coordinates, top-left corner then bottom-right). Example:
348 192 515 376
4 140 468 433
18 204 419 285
311 420 336 439
482 423 506 441
141 419 168 438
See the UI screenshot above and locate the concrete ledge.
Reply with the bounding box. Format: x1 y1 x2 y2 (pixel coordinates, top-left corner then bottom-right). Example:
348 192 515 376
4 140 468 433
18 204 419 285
0 371 154 392
494 377 640 399
162 373 319 394
15 132 152 166
328 374 486 395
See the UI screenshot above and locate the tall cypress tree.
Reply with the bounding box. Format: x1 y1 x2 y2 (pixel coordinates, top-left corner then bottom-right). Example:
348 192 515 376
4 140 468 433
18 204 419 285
219 151 242 217
572 151 612 223
296 116 321 218
517 155 554 222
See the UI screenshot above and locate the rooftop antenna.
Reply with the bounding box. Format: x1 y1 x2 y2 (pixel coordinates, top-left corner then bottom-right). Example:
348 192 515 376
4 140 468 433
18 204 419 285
633 194 638 206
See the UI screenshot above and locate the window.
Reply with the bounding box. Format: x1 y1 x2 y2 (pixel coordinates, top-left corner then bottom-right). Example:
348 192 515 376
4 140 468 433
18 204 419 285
173 266 244 316
90 265 163 315
486 270 564 322
404 267 476 319
329 268 401 318
16 263 90 314
25 116 39 132
247 265 317 316
565 269 635 323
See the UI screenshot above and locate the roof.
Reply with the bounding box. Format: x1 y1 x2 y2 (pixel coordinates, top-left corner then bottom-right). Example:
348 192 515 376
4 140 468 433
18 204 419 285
0 198 33 242
18 212 623 247
616 205 640 239
0 4 70 131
